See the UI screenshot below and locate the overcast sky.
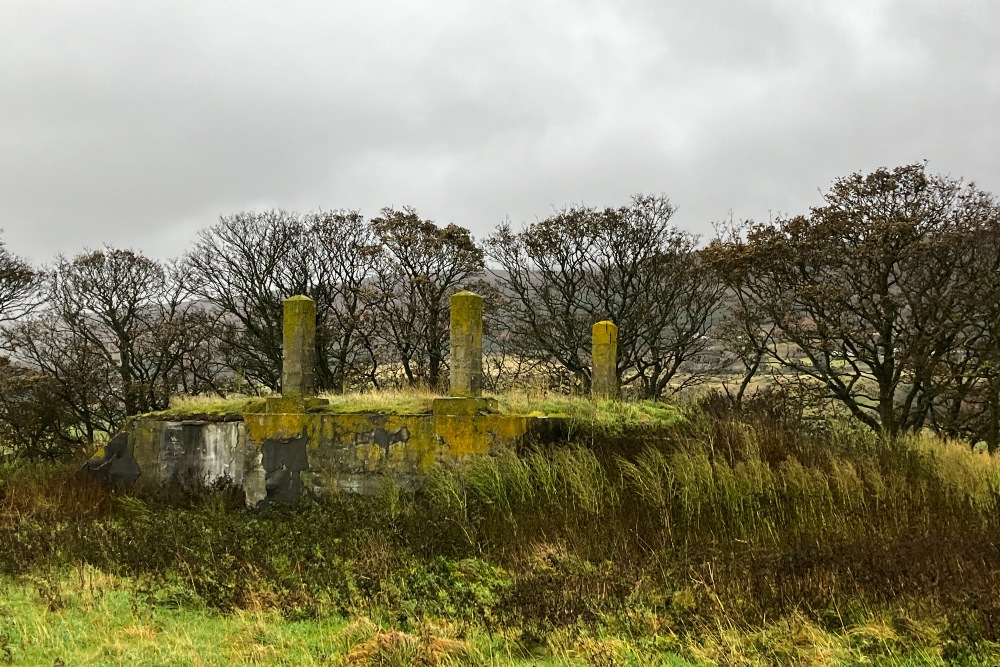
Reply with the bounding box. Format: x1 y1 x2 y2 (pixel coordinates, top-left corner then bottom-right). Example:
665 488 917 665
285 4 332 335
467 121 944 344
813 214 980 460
1 0 997 262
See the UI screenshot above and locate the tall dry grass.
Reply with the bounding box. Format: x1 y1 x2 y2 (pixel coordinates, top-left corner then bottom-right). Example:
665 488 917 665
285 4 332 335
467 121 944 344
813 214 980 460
3 400 1000 647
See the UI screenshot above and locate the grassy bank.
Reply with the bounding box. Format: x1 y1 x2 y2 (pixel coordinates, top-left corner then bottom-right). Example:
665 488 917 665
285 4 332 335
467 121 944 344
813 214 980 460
4 401 1000 664
145 389 685 434
0 572 969 666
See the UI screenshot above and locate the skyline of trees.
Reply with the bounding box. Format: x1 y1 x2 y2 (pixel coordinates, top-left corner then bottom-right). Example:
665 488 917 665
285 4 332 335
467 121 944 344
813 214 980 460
1 162 999 458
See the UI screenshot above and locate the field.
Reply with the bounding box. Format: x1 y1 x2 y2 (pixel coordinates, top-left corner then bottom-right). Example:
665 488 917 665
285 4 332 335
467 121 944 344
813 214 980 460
4 394 1000 665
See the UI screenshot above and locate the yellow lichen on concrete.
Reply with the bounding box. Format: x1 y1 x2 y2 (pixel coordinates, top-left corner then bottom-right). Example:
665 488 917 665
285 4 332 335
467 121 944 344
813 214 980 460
309 413 440 474
432 413 529 460
355 443 384 471
449 291 483 398
389 416 437 471
484 415 530 444
125 393 566 503
592 320 619 400
432 397 498 416
244 412 317 443
282 295 317 398
264 396 305 414
244 409 532 473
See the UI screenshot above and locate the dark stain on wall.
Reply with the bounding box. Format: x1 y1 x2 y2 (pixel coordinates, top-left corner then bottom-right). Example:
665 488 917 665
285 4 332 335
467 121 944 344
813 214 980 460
78 432 141 486
352 425 411 457
260 428 310 506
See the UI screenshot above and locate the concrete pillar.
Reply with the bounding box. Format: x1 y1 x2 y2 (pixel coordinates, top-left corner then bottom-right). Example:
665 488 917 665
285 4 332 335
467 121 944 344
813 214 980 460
591 320 618 400
282 295 317 398
450 290 483 398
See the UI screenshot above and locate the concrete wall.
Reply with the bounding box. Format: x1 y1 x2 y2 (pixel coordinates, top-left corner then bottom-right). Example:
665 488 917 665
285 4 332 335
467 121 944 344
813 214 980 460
82 294 571 505
115 407 564 507
131 419 246 490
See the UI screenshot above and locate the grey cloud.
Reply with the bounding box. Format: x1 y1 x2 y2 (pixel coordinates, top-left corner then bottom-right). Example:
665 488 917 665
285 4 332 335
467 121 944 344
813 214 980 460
1 0 998 261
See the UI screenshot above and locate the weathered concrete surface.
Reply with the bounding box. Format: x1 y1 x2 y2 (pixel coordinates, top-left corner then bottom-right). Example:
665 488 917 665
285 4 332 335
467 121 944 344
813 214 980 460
267 295 329 413
130 419 246 492
282 295 317 398
591 320 619 400
241 409 555 502
78 432 140 486
450 290 483 398
101 408 566 507
260 428 309 504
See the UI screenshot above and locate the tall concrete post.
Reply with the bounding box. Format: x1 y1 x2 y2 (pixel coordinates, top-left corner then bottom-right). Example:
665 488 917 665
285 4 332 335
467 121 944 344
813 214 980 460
591 320 618 400
282 295 317 398
450 290 483 398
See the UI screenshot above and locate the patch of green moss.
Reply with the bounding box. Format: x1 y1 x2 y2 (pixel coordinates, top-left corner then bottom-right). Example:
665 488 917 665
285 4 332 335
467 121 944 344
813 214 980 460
139 396 267 420
497 394 686 435
317 393 437 415
135 391 686 434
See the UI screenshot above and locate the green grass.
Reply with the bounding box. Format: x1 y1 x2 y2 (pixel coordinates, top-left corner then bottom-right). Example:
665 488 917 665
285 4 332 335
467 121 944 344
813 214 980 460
0 571 986 666
0 568 701 666
140 394 267 419
1 570 346 666
7 397 1000 664
139 390 686 436
496 393 686 434
2 570 984 666
137 391 442 419
320 388 439 415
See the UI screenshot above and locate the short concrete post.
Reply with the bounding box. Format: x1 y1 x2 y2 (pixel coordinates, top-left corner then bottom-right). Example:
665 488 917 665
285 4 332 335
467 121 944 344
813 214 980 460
450 290 483 398
591 320 618 400
282 295 317 398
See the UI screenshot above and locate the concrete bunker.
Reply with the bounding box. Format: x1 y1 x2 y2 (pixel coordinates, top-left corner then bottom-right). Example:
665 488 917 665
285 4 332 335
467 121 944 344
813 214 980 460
87 291 607 506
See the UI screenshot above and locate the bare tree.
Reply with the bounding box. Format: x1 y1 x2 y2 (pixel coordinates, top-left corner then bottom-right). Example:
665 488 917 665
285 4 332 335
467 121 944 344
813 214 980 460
923 209 1000 448
186 209 386 393
38 248 214 417
486 194 724 398
2 246 220 447
477 278 545 392
704 164 1000 437
624 224 724 397
185 210 303 391
371 207 484 389
0 357 83 460
5 311 128 441
0 233 41 322
306 211 384 392
486 207 596 390
703 220 780 407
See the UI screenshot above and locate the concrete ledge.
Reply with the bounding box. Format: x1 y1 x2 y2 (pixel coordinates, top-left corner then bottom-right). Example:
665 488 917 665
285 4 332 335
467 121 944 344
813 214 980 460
432 397 499 416
264 396 330 413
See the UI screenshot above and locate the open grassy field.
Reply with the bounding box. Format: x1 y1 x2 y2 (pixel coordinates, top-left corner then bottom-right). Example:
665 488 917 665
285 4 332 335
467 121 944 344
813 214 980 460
0 572 964 666
5 395 1000 665
3 570 617 666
